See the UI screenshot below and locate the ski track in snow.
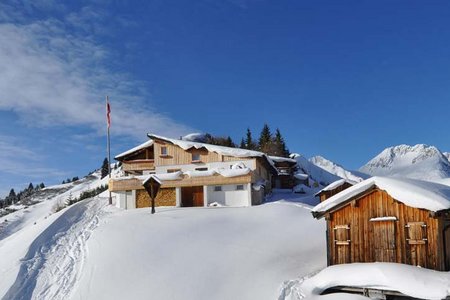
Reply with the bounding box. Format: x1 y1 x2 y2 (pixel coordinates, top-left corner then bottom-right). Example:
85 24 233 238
3 197 107 300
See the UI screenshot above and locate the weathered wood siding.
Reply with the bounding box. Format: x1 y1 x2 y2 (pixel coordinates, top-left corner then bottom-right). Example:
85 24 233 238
327 189 444 270
136 188 176 208
319 182 353 202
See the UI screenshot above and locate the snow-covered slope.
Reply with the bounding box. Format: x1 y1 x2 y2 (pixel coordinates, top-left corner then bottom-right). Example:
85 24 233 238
360 144 450 181
444 152 450 162
309 156 365 183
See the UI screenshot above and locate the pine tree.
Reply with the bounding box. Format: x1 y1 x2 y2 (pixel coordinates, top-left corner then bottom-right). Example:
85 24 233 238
273 128 290 157
225 136 235 147
39 183 45 189
62 180 66 184
244 128 257 150
258 123 272 153
239 138 246 149
7 189 16 205
27 183 34 191
101 157 110 179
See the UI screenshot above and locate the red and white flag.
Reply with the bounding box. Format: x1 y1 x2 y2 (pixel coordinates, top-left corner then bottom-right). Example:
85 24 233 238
106 96 111 128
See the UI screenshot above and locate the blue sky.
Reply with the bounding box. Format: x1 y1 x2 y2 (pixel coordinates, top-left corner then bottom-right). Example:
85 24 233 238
1 0 450 197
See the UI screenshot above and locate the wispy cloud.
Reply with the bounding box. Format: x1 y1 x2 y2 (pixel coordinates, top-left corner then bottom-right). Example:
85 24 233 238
0 135 67 179
0 1 193 140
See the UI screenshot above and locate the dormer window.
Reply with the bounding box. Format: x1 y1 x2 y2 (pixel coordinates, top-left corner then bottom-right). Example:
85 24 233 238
192 153 201 162
160 146 168 156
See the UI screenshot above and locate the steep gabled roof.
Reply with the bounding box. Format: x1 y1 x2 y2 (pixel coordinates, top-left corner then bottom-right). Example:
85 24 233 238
148 134 277 173
312 176 450 218
314 179 354 196
115 140 153 160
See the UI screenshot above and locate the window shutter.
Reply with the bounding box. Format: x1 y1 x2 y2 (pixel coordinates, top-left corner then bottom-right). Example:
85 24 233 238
334 225 350 245
406 222 427 245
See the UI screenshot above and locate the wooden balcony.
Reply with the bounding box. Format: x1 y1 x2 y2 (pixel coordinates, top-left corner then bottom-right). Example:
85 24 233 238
109 173 253 192
122 159 155 172
109 177 145 192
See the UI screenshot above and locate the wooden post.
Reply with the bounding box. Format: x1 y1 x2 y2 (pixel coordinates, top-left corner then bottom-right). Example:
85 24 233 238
106 95 112 205
151 182 155 214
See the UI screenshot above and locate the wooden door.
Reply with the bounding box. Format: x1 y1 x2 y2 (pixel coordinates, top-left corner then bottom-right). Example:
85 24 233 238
192 186 204 207
181 186 204 207
406 222 428 267
334 225 351 264
373 221 396 262
445 225 450 271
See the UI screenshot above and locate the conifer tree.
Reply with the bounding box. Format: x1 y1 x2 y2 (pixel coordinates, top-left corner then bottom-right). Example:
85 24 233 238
28 183 34 191
273 128 290 157
39 183 45 189
239 138 246 149
244 128 257 150
7 189 16 205
101 157 110 179
258 123 272 153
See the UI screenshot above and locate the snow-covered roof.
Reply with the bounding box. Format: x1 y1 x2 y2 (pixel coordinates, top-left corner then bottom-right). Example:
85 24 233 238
297 262 450 300
294 173 309 180
314 179 354 196
216 167 251 178
149 134 277 172
150 134 265 158
115 140 153 160
312 176 450 216
268 156 297 164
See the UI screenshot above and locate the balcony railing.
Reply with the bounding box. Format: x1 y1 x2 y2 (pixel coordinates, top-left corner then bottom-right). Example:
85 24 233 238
109 172 253 192
122 159 155 172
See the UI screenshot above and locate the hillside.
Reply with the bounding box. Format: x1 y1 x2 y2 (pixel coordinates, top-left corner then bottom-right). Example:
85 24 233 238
0 165 327 299
360 144 450 181
309 155 366 183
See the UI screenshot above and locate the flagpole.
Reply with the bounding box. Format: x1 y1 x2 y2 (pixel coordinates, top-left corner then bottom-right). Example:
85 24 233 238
106 95 112 205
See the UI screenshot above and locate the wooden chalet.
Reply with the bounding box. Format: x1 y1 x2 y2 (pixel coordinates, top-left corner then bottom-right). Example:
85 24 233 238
269 156 298 189
110 134 277 209
315 179 354 202
312 176 450 271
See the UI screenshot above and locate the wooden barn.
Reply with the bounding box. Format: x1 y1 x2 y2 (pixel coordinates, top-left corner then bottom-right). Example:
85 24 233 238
311 176 450 271
315 179 354 202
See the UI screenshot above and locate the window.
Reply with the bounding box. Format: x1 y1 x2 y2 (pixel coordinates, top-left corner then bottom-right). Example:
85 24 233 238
167 169 181 173
406 222 427 245
236 185 244 190
195 167 208 171
192 153 201 162
160 146 168 156
214 186 222 192
333 225 350 245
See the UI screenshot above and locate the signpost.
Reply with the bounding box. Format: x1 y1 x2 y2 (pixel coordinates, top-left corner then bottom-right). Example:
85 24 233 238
143 175 161 214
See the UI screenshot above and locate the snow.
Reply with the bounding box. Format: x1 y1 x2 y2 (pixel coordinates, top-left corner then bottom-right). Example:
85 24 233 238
282 263 450 300
149 134 273 161
143 174 162 185
182 132 208 142
360 144 450 181
184 169 217 178
369 216 397 222
309 156 365 183
313 176 450 215
148 171 183 181
316 179 352 194
216 167 251 177
115 139 153 159
269 156 297 164
294 173 309 180
291 154 343 187
70 202 326 300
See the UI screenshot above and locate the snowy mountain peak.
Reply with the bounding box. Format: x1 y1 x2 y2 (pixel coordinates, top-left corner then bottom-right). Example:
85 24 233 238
309 156 364 183
360 144 450 181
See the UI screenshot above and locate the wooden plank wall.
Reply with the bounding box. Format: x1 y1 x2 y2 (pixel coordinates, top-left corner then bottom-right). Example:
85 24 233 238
327 189 444 270
153 141 252 166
